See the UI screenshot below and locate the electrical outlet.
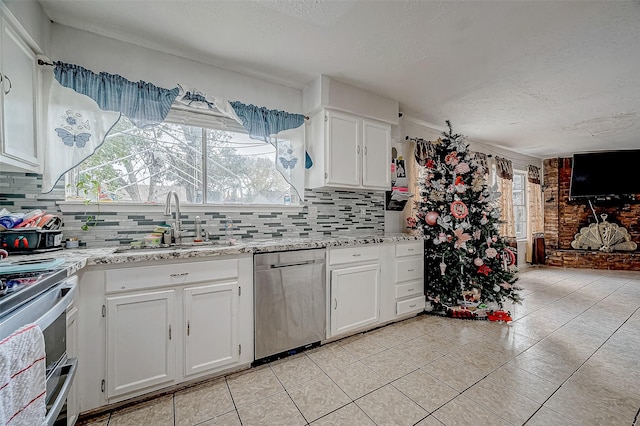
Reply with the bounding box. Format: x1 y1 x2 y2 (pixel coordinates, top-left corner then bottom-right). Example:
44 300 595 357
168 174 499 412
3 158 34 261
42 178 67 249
308 206 318 218
360 207 367 218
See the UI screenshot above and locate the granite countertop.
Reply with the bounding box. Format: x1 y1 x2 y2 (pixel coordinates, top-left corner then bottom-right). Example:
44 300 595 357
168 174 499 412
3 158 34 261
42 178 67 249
3 233 423 275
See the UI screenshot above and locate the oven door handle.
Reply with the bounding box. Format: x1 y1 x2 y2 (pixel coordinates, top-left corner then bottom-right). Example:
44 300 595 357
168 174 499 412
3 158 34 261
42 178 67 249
35 277 77 331
43 357 77 426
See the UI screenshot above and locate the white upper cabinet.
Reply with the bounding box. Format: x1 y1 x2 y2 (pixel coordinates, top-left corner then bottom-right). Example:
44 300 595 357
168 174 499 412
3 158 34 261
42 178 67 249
0 15 40 172
307 109 391 190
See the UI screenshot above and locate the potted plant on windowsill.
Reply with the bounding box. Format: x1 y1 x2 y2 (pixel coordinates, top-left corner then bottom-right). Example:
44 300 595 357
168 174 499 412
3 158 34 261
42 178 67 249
67 175 101 231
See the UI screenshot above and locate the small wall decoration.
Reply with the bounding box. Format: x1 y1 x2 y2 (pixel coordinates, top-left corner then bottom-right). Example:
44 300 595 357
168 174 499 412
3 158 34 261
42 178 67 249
571 214 637 252
395 159 406 178
450 200 469 219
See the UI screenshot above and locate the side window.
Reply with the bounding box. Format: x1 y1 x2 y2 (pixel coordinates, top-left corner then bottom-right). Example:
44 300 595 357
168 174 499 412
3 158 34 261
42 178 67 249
512 171 527 239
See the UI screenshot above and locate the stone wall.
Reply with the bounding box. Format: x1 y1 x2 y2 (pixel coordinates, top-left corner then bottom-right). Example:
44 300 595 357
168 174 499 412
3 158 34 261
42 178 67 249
543 158 640 269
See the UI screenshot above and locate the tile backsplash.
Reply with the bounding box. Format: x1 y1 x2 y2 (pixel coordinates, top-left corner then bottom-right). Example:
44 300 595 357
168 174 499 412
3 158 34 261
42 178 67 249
0 172 385 247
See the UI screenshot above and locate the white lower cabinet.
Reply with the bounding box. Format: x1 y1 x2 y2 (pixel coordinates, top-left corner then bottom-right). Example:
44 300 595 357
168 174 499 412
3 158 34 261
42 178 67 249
330 264 380 337
184 281 238 377
106 290 175 398
65 305 79 426
76 255 253 412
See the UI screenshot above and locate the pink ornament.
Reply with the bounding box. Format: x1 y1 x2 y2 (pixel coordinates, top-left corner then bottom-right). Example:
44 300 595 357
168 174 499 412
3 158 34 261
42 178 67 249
425 211 439 226
438 233 447 243
454 162 471 174
486 247 498 258
492 236 498 242
474 258 484 266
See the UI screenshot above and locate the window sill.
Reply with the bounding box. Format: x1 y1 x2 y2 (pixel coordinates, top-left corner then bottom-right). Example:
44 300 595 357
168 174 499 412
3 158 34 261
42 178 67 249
56 201 304 214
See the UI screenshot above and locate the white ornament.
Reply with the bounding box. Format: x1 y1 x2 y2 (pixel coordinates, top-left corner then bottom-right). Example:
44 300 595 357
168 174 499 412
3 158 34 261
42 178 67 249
486 247 498 258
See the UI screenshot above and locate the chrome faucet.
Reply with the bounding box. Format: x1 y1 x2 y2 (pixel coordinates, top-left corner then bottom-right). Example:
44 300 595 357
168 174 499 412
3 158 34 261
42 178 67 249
164 191 182 244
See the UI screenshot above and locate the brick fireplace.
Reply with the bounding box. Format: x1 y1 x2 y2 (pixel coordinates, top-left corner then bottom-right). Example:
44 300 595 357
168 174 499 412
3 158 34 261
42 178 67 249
543 158 640 270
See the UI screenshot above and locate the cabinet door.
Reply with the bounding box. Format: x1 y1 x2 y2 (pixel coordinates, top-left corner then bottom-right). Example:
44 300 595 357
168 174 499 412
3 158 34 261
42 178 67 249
326 111 361 187
184 281 238 377
362 119 390 189
330 263 379 337
106 290 175 398
0 18 38 168
65 306 79 426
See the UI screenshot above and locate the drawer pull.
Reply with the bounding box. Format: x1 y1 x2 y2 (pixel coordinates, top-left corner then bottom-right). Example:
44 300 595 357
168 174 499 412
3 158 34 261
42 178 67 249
409 304 417 308
407 288 414 292
407 269 414 272
352 253 362 257
407 248 414 251
170 272 189 278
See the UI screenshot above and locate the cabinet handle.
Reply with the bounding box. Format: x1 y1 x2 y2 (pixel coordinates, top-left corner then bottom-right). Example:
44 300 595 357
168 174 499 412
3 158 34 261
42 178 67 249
409 304 417 308
407 248 414 252
170 272 189 278
333 298 337 309
407 288 414 292
364 146 367 155
352 253 361 257
407 269 414 272
187 321 190 336
3 75 11 95
169 325 172 340
357 145 360 154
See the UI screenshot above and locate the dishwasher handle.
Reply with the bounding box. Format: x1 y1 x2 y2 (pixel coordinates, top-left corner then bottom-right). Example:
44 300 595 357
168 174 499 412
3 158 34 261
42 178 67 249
269 259 324 269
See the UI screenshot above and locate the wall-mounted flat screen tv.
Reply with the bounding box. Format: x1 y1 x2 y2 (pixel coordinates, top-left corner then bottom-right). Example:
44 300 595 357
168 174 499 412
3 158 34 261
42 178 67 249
569 150 640 199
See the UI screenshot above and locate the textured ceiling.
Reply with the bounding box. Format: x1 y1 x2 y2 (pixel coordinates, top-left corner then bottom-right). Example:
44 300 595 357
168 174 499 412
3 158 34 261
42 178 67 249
37 0 640 158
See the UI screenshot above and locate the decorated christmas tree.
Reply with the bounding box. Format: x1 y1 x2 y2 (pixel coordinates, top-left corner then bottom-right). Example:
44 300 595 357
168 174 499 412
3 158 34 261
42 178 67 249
412 121 521 313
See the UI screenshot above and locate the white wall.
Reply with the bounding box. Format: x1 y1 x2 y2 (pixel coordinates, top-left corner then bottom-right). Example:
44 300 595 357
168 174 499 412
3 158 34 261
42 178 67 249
49 24 302 112
2 0 51 54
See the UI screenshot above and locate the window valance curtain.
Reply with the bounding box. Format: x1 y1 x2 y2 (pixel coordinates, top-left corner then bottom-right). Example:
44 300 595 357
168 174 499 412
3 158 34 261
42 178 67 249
230 101 307 200
42 62 180 193
54 62 180 128
495 156 514 180
527 165 541 185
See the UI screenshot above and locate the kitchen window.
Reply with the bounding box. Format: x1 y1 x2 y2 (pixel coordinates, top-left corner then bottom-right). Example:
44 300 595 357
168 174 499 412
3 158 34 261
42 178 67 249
66 111 299 205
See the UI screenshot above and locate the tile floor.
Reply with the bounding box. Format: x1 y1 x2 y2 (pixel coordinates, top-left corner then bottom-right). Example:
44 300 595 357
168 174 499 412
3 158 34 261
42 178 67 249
79 266 640 426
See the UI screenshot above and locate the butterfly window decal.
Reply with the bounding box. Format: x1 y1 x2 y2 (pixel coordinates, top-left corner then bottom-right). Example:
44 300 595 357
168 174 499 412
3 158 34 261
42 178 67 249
56 110 92 148
277 141 298 170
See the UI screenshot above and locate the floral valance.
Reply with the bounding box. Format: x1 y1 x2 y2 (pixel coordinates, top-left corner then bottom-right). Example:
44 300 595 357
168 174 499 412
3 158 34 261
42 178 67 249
528 165 541 185
54 62 179 128
495 156 514 180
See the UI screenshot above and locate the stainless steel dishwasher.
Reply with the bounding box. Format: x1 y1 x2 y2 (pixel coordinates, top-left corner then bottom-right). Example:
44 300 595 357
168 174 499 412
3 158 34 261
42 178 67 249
254 249 326 361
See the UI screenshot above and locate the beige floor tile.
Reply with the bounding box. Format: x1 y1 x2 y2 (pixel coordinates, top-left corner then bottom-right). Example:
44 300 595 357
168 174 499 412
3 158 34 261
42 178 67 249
339 334 387 359
485 363 559 404
324 360 387 399
108 395 174 426
310 402 375 426
287 374 351 422
414 415 445 425
463 377 540 425
226 366 284 407
508 350 579 384
388 339 444 367
360 348 418 381
76 413 110 426
525 406 580 426
174 378 235 426
421 355 486 392
307 342 357 371
433 394 511 426
392 369 459 412
236 391 306 426
197 410 242 426
356 384 428 426
544 378 640 425
269 353 326 388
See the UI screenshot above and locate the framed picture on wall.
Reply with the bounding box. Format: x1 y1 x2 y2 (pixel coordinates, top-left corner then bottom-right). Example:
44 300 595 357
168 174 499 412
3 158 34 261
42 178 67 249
395 159 406 178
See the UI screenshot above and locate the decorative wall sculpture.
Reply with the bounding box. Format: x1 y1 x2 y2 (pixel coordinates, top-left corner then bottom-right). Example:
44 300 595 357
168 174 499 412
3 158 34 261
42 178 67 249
571 214 637 252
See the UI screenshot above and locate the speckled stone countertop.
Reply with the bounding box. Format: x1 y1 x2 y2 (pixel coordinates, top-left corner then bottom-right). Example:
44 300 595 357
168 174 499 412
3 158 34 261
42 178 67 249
3 234 423 276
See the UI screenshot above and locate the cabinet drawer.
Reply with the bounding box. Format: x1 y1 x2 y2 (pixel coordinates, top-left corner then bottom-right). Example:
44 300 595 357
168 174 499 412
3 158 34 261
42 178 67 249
395 280 423 299
395 258 423 282
396 296 425 316
395 242 423 257
329 246 379 266
106 259 238 293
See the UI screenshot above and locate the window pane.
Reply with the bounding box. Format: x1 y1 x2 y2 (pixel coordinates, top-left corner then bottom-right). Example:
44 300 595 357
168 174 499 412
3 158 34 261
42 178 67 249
513 173 524 190
513 190 525 205
72 117 203 203
205 129 292 204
